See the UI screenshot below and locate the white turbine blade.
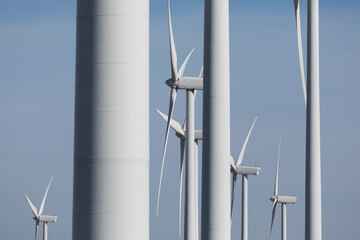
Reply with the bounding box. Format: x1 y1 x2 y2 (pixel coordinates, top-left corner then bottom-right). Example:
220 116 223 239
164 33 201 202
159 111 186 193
178 48 194 77
293 0 307 106
230 155 236 171
274 135 281 196
156 88 177 217
157 109 185 137
199 66 203 78
25 194 38 218
168 0 178 81
230 174 237 220
236 117 258 167
269 201 277 240
39 176 53 216
194 66 203 99
179 139 185 238
182 119 186 131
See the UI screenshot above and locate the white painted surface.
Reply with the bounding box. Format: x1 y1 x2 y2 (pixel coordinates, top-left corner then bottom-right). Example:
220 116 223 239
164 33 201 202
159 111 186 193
72 0 149 239
43 222 48 240
202 0 231 239
195 140 199 240
241 175 248 240
185 90 196 240
306 0 322 239
282 204 287 240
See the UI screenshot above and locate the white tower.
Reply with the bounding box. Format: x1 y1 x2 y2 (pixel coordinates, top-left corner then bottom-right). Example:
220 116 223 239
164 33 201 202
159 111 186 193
306 0 322 239
72 0 149 239
202 0 231 240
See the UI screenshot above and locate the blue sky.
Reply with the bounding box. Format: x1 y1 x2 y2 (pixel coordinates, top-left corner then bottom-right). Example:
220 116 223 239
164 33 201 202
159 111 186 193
0 0 359 239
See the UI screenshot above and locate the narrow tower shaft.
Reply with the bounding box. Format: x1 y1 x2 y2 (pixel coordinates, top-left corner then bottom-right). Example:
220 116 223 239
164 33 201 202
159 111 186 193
195 140 199 240
72 0 149 239
43 222 48 240
306 0 322 239
202 0 231 239
282 204 287 240
185 90 197 240
241 175 248 240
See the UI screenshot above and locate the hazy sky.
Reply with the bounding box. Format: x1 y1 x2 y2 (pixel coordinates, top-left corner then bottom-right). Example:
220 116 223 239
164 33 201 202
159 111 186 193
0 0 359 240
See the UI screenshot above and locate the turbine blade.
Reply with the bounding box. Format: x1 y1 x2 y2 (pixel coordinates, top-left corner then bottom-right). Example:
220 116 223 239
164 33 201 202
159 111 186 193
168 0 178 81
236 117 258 167
230 155 236 171
194 66 203 100
178 48 194 77
157 109 185 137
156 88 177 217
230 174 237 221
293 0 307 106
199 66 203 78
35 222 39 240
269 201 277 240
274 135 281 196
179 139 185 238
39 176 53 216
25 194 38 218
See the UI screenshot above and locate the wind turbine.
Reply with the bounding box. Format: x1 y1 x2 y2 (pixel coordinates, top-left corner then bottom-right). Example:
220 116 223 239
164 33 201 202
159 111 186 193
157 110 203 238
25 177 57 240
157 1 203 240
269 137 296 240
157 68 202 239
230 117 260 240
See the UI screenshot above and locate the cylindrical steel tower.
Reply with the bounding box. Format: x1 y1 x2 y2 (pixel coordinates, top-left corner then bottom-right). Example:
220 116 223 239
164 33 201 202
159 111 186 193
72 0 149 239
185 90 197 240
305 0 322 239
202 0 231 239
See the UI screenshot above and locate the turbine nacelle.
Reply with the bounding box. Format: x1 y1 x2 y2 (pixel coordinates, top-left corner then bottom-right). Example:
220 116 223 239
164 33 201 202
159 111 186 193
34 215 57 223
166 77 203 90
194 130 202 140
235 166 260 175
276 195 297 204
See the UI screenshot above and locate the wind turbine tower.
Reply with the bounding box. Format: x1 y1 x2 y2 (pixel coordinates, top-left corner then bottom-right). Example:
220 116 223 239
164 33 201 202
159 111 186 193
72 0 149 239
306 0 322 239
202 0 231 239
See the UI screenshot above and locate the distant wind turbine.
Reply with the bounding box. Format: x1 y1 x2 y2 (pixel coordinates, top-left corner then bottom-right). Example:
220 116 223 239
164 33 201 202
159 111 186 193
157 1 203 240
25 177 57 240
230 117 260 240
157 110 202 238
269 137 296 240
